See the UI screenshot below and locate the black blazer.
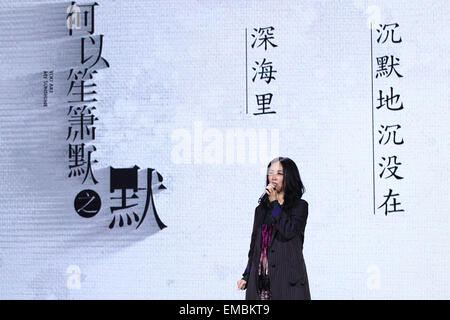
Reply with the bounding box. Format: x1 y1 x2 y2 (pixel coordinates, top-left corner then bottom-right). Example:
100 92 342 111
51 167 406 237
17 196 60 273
244 197 311 300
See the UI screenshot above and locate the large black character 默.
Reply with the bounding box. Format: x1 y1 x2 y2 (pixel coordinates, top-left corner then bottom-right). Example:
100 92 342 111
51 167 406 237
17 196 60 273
109 166 167 230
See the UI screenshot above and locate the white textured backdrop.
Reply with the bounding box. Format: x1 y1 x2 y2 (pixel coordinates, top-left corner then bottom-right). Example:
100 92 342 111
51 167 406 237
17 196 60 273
0 0 449 299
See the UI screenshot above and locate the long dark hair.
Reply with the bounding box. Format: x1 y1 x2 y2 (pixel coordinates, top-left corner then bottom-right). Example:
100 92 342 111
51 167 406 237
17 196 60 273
259 157 305 210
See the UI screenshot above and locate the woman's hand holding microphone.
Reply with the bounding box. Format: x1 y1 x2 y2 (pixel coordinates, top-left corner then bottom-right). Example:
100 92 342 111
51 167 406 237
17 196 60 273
266 182 278 202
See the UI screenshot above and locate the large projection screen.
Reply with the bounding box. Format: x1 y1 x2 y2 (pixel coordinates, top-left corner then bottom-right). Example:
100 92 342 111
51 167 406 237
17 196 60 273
0 0 448 299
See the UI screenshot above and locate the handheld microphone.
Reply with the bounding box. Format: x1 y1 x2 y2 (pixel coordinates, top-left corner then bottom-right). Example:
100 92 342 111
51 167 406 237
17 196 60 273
258 182 277 203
